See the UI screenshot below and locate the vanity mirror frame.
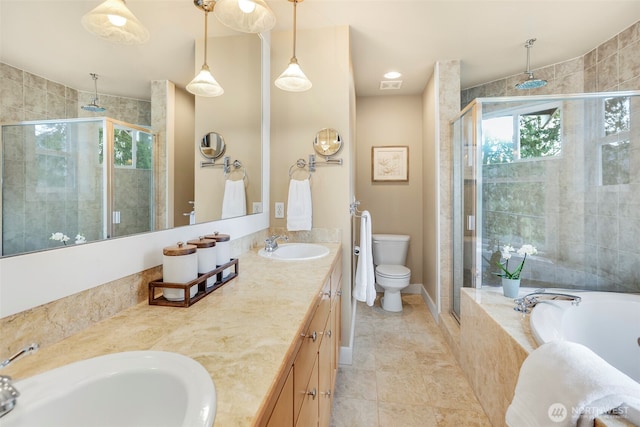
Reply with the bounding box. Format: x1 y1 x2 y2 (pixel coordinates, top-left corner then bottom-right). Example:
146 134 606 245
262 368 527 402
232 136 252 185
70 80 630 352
0 34 271 319
313 128 343 157
200 131 227 161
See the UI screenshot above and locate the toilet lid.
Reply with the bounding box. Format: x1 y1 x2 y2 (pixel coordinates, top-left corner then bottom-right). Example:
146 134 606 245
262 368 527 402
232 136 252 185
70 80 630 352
376 264 411 278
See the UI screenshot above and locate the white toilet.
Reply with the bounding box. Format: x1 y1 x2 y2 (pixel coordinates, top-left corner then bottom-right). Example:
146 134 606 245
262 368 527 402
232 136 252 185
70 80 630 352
371 234 411 312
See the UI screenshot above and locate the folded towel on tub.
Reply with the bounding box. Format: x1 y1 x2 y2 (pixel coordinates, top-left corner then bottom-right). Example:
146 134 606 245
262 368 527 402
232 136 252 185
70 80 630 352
506 341 640 427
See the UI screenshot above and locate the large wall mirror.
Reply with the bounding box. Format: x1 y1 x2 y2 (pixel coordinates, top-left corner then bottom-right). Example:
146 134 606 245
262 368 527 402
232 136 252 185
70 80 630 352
0 1 263 258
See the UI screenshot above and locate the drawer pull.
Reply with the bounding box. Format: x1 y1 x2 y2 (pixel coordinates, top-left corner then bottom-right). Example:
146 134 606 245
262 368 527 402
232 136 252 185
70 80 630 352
302 331 318 342
337 290 343 296
326 330 332 337
323 290 331 297
321 390 331 397
308 388 317 399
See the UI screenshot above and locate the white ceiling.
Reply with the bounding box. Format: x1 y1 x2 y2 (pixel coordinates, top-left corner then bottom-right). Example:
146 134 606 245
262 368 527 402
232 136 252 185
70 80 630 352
1 1 639 100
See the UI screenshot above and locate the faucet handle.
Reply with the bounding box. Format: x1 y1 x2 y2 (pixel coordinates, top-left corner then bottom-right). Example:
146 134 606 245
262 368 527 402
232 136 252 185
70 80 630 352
0 375 19 417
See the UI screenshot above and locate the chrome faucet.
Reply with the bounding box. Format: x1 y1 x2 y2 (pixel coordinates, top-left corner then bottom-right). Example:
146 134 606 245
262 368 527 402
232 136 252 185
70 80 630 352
514 290 582 313
1 343 39 418
264 234 288 252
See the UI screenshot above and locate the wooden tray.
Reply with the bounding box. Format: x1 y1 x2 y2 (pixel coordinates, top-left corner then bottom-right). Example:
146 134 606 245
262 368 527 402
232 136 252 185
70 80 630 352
148 258 239 307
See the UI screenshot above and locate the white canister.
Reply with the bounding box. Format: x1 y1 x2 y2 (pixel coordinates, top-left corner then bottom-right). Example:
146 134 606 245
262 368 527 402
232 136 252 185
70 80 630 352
206 232 231 278
162 242 198 301
187 237 217 288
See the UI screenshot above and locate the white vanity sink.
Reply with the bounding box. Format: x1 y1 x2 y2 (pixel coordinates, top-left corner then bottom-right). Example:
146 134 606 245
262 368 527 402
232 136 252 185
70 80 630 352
258 243 330 261
3 351 216 427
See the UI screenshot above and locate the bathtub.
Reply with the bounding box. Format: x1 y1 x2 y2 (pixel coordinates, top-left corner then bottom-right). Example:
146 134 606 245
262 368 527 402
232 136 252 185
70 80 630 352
530 291 640 383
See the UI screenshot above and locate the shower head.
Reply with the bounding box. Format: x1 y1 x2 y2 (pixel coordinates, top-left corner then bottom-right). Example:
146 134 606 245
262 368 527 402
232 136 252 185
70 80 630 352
515 38 547 90
81 73 106 112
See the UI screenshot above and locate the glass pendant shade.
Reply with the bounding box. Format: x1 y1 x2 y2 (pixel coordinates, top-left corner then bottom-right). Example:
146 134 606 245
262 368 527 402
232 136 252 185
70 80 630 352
213 0 276 33
187 65 224 97
81 0 150 45
275 59 312 92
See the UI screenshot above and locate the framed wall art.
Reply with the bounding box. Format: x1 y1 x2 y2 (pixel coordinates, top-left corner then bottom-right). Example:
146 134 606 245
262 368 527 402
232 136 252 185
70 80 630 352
371 146 409 182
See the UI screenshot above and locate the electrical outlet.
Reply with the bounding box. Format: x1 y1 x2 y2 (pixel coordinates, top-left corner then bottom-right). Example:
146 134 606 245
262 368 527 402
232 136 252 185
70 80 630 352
252 202 262 214
275 202 285 218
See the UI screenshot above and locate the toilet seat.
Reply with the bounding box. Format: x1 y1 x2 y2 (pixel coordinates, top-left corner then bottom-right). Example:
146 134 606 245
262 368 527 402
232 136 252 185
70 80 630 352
375 264 411 279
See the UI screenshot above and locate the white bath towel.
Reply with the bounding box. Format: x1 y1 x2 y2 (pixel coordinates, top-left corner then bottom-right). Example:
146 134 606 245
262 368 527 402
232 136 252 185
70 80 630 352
221 179 246 219
353 211 376 307
506 341 640 427
286 178 312 231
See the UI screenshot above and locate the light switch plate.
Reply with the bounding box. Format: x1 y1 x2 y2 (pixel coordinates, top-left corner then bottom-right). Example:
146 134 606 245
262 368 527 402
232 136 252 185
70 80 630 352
275 202 285 218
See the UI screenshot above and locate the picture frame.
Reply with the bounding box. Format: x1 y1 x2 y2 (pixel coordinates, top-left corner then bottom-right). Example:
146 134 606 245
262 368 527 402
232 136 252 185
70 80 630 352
371 146 409 182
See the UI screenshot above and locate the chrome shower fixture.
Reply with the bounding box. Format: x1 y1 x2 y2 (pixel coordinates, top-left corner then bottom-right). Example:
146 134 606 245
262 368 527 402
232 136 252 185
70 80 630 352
515 38 547 90
81 73 107 112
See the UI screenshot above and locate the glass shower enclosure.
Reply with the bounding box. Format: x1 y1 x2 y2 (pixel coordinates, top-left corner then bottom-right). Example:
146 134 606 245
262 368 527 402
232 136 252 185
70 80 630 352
451 91 640 320
1 117 154 256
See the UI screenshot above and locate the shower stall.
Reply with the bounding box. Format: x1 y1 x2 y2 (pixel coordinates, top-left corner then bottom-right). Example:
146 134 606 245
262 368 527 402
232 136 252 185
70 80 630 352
451 91 640 320
1 117 154 256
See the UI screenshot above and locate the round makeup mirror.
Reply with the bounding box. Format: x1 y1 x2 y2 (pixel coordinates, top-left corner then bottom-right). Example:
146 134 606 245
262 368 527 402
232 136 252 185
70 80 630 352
313 128 342 157
200 132 226 159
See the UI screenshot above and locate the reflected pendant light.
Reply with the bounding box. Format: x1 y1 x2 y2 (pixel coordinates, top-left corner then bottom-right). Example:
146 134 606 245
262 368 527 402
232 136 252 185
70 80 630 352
187 0 224 97
81 0 150 45
275 0 312 92
213 0 276 33
81 73 107 113
515 38 547 90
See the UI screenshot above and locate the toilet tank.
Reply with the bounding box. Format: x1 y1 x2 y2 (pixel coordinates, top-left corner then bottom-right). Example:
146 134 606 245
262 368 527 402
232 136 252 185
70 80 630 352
371 234 410 265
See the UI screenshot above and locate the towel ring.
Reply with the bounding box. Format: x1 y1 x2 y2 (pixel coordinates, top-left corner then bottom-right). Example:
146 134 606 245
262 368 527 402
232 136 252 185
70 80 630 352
288 162 312 180
224 160 246 181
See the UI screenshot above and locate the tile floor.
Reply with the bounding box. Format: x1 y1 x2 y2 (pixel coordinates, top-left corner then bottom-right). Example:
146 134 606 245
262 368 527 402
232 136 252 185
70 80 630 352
330 294 492 427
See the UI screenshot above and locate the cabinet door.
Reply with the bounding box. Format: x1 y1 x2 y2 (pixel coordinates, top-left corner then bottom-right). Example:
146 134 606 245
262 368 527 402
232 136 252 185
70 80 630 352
331 280 342 390
267 366 294 427
319 316 333 427
296 357 319 427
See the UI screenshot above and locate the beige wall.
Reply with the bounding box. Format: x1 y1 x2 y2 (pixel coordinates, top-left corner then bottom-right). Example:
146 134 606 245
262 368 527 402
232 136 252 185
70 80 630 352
194 34 262 222
270 26 355 350
355 95 424 283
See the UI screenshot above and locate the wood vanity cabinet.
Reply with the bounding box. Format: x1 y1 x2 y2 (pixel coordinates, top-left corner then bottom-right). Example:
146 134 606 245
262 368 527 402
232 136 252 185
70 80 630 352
261 254 342 427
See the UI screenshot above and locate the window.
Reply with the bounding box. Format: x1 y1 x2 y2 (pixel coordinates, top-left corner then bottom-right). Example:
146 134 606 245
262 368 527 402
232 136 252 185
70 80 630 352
600 96 631 186
482 102 562 164
35 123 76 191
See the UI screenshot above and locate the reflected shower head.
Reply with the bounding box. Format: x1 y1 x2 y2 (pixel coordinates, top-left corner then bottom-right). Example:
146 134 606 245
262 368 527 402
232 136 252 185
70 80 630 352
81 73 106 112
515 38 547 90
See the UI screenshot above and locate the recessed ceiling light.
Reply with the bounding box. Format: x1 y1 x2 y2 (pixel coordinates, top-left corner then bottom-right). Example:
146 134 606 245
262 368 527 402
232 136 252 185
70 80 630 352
383 71 402 79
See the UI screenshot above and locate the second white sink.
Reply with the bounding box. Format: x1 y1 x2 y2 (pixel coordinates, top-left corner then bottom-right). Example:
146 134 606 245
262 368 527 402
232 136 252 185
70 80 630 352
258 243 330 261
3 351 216 427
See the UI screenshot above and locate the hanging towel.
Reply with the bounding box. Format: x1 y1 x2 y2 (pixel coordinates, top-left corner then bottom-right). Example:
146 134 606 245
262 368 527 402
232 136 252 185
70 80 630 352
353 211 376 306
506 341 640 427
286 178 312 231
221 179 246 219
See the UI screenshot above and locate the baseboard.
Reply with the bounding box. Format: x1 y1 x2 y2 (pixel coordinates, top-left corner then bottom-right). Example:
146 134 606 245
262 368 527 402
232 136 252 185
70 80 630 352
338 297 357 366
402 283 423 294
421 286 439 322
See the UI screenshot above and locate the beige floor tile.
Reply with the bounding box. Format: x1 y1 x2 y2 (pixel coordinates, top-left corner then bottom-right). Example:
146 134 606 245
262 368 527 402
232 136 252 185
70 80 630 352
433 407 492 426
331 398 379 427
331 295 490 426
334 367 378 401
378 402 438 427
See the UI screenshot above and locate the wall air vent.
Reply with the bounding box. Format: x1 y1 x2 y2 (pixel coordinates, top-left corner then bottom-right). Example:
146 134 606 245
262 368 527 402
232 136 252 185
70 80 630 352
379 80 402 90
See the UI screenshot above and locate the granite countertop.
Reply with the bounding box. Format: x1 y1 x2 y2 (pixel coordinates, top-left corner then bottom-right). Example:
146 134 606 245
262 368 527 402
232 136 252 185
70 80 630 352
4 243 342 426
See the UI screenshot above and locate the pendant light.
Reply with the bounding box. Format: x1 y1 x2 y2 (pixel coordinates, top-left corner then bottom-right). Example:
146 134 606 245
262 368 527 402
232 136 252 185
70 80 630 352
81 0 149 45
187 0 224 98
515 38 547 90
81 73 107 113
275 0 312 92
213 0 276 33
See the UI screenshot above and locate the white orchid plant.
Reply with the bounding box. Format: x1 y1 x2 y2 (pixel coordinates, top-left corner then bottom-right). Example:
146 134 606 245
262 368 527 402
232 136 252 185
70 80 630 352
50 232 86 245
496 244 538 280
